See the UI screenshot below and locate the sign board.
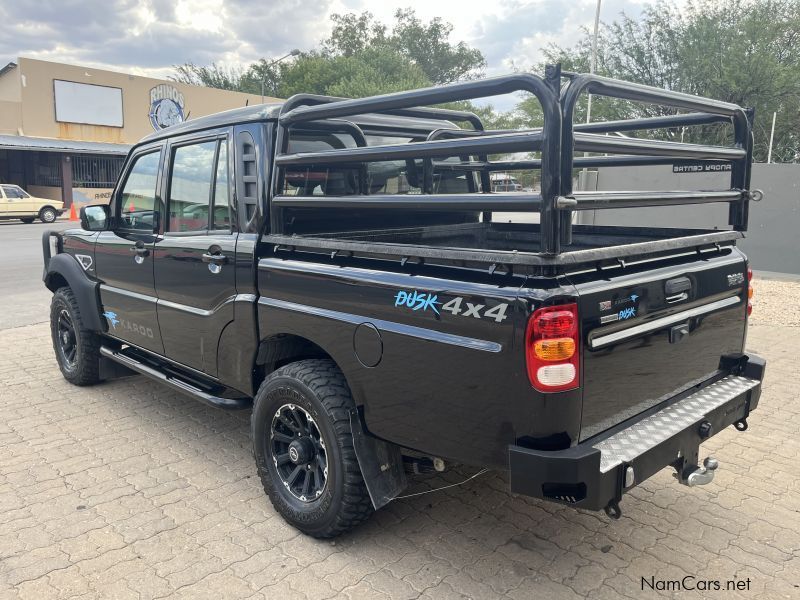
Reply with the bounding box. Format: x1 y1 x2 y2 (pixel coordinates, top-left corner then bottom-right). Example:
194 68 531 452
672 160 732 174
54 80 124 127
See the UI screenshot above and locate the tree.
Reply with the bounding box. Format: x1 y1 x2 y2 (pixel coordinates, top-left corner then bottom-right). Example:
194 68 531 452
320 9 485 84
174 9 486 101
532 0 800 162
171 62 252 92
269 48 431 99
389 9 486 84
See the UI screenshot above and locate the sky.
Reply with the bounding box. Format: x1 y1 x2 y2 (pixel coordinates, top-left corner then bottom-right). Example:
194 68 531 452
0 0 658 93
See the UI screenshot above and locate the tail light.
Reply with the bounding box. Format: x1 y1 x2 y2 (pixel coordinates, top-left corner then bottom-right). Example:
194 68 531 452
526 303 580 392
747 265 753 316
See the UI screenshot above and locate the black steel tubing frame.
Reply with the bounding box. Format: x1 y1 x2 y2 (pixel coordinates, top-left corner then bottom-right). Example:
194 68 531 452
272 73 563 254
268 66 753 256
559 73 753 244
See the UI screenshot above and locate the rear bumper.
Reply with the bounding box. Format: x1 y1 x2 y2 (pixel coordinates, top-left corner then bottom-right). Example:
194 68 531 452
508 353 765 512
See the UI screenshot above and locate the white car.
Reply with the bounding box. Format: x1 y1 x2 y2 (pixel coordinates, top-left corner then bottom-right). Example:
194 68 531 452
0 184 64 223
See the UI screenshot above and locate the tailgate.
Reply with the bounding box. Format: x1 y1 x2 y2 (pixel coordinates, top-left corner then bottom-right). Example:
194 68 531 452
571 249 748 441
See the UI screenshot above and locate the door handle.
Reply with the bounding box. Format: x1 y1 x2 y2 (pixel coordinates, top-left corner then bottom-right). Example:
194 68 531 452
666 292 688 303
201 252 228 265
129 240 149 261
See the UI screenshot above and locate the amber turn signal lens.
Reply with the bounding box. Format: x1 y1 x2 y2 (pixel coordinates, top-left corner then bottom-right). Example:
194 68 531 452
533 338 575 361
747 286 754 299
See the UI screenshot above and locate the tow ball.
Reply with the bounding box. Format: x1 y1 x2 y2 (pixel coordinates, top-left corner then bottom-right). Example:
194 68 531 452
679 456 720 487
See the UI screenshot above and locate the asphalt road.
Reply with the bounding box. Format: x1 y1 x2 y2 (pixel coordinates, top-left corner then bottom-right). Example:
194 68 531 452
0 218 72 330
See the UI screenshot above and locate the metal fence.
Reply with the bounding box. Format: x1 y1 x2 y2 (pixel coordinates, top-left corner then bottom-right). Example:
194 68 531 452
71 154 124 188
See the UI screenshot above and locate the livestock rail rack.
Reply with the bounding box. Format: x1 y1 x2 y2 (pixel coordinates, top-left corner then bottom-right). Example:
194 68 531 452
265 64 757 261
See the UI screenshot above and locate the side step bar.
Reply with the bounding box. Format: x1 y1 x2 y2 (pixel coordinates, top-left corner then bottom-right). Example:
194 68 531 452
100 346 252 410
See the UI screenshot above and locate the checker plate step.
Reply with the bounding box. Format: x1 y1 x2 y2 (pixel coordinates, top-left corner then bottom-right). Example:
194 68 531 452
593 375 759 473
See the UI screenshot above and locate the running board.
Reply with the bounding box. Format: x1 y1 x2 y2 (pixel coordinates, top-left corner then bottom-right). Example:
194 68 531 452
100 346 252 410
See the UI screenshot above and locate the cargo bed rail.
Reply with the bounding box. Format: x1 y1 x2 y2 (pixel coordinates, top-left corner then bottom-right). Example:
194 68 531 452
270 65 754 256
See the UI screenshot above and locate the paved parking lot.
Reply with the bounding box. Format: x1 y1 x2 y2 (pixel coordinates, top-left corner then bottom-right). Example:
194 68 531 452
1 281 799 599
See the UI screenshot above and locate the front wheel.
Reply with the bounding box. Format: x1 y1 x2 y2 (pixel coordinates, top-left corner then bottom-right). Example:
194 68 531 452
39 207 57 223
50 287 101 385
251 359 373 538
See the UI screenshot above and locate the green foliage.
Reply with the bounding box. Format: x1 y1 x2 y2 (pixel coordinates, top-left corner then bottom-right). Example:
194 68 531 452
171 62 250 92
534 0 800 162
388 9 486 84
271 48 431 99
173 9 485 101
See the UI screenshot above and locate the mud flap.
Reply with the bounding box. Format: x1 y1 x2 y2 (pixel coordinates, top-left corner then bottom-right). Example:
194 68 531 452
349 407 407 509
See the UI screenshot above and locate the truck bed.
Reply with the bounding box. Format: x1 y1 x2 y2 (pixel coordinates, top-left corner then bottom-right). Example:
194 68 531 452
264 222 743 271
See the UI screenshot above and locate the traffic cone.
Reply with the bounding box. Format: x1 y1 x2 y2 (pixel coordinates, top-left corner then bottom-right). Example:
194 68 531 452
69 203 78 221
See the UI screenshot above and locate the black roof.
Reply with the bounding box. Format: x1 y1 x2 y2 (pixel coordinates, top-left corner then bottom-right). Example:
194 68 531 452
140 103 283 144
137 101 460 148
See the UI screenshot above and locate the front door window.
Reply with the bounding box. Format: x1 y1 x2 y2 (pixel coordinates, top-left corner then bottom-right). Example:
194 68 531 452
118 152 161 231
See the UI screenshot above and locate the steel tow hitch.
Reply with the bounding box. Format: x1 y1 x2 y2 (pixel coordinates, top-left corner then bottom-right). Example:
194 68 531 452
681 456 719 487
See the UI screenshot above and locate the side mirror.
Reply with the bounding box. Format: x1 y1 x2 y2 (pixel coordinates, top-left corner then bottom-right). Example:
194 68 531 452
80 204 110 231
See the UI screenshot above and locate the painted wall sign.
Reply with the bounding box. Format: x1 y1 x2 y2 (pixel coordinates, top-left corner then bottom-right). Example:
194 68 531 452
149 84 185 130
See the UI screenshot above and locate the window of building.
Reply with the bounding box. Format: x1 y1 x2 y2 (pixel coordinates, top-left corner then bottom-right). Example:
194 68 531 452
30 153 62 187
71 155 125 188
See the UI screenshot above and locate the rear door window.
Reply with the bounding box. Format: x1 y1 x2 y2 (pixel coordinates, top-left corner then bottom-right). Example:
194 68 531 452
167 140 217 232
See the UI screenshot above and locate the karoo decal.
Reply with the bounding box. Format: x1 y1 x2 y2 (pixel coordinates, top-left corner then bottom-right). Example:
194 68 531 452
102 311 119 328
103 311 154 338
393 290 509 323
598 293 640 323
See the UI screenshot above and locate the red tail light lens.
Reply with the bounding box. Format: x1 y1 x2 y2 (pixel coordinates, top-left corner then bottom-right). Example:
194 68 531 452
526 303 580 392
535 309 575 337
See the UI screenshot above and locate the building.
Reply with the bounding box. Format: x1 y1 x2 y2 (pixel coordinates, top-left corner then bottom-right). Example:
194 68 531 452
0 57 278 209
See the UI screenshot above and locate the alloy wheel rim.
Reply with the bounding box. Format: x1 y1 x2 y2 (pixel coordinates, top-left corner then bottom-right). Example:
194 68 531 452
270 403 328 502
57 309 77 367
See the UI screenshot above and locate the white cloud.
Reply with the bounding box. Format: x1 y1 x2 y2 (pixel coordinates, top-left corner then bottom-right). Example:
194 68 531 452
0 0 664 88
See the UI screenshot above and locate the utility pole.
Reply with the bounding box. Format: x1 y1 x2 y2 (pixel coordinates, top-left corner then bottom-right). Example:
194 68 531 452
261 49 301 103
767 111 777 164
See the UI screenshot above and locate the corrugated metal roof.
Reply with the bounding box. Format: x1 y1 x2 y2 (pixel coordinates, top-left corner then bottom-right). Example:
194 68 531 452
0 134 131 155
0 62 17 77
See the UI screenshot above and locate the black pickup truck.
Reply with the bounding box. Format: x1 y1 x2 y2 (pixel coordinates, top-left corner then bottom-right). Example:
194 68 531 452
42 66 765 537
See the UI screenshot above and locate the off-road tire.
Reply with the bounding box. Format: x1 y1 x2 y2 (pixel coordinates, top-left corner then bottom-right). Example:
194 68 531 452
252 359 373 537
39 206 57 223
50 287 101 386
20 217 35 224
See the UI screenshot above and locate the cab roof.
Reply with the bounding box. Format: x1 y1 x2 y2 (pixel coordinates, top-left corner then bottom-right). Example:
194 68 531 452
137 101 460 148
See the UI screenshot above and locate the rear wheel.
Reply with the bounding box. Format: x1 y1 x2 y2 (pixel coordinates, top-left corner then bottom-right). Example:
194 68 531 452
20 217 35 224
50 287 101 385
251 359 373 537
39 207 57 223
